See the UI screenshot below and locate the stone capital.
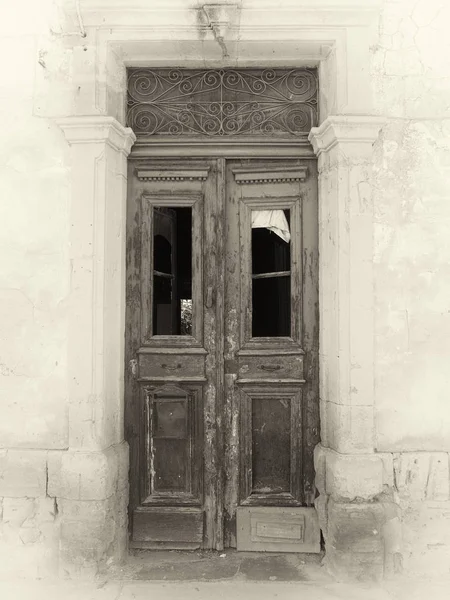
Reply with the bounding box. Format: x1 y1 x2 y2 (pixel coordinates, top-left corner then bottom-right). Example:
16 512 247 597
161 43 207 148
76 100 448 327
56 116 136 156
308 115 386 157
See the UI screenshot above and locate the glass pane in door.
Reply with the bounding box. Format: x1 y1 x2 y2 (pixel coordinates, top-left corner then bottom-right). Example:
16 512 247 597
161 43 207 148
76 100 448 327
153 207 192 335
251 209 291 337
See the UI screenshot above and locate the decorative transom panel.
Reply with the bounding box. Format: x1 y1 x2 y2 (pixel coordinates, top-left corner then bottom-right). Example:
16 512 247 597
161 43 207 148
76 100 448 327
127 68 318 138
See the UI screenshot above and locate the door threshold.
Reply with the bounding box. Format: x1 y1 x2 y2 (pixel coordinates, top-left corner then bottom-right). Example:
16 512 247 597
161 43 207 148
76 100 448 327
102 549 328 583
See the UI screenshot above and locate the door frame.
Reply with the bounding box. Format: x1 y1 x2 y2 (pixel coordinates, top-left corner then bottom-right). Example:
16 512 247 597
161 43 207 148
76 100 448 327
124 149 318 551
56 0 386 575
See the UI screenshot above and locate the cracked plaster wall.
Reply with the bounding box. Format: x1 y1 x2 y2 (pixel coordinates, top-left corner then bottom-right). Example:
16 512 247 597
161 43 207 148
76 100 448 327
0 0 71 577
1 0 450 580
373 0 450 454
372 0 450 576
0 0 70 451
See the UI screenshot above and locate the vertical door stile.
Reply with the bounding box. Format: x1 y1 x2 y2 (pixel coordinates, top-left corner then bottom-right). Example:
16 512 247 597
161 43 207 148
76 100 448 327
202 160 223 549
223 160 240 548
300 161 320 505
215 158 226 551
125 164 142 525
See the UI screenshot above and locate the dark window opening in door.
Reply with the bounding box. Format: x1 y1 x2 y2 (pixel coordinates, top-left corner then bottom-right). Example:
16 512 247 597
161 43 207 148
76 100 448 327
153 207 192 335
251 209 291 337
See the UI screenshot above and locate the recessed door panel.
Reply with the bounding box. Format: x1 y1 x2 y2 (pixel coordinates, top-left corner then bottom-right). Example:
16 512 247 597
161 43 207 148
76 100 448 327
239 387 303 506
144 385 196 497
252 396 292 494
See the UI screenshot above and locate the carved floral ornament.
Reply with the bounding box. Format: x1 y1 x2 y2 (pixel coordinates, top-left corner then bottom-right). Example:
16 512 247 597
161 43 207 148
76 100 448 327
127 68 318 138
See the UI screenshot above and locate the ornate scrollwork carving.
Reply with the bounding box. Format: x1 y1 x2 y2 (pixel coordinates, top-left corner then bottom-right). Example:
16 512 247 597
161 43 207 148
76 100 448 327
127 68 318 137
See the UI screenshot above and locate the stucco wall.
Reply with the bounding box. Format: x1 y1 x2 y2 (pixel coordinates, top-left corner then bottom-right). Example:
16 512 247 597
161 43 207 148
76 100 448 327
1 0 450 581
370 0 450 577
373 0 450 453
0 0 71 578
0 1 70 450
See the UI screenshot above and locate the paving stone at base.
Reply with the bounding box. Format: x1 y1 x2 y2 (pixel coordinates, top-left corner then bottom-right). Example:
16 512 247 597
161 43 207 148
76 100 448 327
239 555 307 581
101 549 326 583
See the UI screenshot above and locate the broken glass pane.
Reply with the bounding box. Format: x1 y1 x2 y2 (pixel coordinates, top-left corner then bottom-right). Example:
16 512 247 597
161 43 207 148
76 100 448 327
251 209 291 337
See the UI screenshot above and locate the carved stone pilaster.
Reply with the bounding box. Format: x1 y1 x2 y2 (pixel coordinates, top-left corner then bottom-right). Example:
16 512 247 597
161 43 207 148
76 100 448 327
54 116 136 577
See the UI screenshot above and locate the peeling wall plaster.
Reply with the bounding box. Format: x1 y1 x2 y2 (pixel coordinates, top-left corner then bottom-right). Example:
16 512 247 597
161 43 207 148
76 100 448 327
1 0 450 458
0 0 71 450
372 0 450 451
1 0 450 463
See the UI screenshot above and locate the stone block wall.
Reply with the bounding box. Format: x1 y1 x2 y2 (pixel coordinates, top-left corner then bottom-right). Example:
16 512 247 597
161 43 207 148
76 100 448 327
316 445 450 579
389 453 450 577
0 451 59 578
0 445 128 578
47 444 129 578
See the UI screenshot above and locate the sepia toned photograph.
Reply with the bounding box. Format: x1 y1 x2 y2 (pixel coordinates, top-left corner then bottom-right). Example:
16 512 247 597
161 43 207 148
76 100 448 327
1 1 449 599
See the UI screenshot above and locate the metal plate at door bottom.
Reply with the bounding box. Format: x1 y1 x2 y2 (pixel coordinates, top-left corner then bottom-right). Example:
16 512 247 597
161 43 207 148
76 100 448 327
236 506 320 553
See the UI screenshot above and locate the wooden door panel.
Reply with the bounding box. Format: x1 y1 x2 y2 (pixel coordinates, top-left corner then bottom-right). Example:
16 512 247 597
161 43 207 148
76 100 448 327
139 383 203 506
224 159 319 551
237 353 304 382
239 386 303 506
133 507 203 549
138 350 206 381
125 160 220 549
236 507 320 553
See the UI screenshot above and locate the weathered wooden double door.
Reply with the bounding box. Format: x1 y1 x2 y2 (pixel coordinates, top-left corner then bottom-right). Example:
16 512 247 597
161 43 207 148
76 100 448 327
125 157 319 552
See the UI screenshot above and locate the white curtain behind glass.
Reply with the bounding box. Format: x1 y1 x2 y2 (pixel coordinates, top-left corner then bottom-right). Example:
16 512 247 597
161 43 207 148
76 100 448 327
251 210 290 243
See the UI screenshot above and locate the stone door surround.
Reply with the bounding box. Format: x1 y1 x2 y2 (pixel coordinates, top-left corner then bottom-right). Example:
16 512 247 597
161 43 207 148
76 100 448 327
55 0 387 580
